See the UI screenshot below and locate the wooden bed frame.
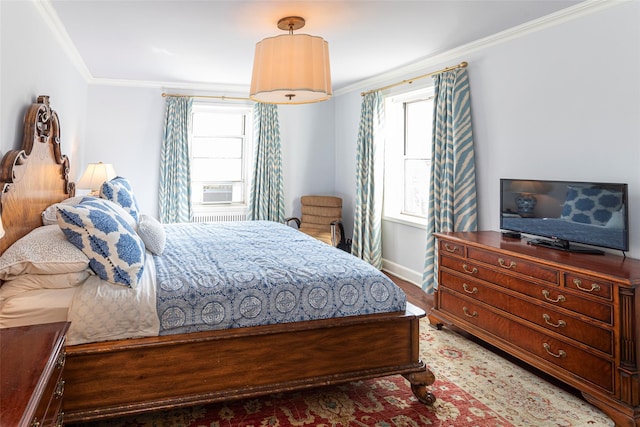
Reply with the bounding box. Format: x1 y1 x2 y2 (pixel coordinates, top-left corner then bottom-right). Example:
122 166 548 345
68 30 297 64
0 96 436 423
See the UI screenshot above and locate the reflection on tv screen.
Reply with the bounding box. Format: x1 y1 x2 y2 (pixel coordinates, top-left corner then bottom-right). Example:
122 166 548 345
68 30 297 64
500 179 628 252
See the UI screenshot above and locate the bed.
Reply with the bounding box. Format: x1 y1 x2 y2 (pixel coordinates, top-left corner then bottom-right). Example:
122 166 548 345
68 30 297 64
0 96 436 423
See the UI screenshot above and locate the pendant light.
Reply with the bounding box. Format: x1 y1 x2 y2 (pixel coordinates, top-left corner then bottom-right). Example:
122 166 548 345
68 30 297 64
250 16 332 104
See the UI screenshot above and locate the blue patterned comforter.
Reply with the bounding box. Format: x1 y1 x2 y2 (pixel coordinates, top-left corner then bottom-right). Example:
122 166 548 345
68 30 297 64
154 221 406 335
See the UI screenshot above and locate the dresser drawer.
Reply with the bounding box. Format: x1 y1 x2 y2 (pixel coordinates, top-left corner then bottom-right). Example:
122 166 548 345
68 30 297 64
441 255 551 295
508 297 613 355
509 321 614 393
440 270 509 307
564 273 612 300
533 285 613 325
439 239 465 258
467 247 558 284
439 290 510 338
34 350 65 427
440 271 613 355
440 256 613 324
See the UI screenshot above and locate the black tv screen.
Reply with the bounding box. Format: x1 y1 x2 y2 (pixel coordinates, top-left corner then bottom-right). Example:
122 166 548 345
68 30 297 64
500 179 629 253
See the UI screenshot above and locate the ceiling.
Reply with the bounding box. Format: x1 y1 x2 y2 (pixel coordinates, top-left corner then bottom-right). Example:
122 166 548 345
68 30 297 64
47 0 583 93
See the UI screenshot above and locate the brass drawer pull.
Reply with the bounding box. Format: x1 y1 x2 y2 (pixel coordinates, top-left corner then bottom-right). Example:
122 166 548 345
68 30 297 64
543 342 567 358
444 243 458 253
55 379 65 399
463 307 478 318
498 258 516 269
542 289 566 303
462 264 478 274
573 278 601 293
462 283 478 294
31 419 40 427
56 351 66 369
542 313 566 328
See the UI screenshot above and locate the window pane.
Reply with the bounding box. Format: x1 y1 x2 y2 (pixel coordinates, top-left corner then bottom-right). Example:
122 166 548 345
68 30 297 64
193 112 244 136
190 104 252 207
405 100 432 158
192 138 242 158
404 159 430 217
192 158 242 181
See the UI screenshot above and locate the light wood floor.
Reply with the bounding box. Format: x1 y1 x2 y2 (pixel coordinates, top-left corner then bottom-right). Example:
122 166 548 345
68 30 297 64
385 273 432 311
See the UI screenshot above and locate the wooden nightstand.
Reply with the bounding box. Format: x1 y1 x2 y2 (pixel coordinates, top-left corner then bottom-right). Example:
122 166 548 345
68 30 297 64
1 322 70 427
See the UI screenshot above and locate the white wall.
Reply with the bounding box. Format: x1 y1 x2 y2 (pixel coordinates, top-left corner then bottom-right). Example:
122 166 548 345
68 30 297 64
279 101 336 219
84 85 165 215
334 1 640 283
0 1 87 175
82 86 336 218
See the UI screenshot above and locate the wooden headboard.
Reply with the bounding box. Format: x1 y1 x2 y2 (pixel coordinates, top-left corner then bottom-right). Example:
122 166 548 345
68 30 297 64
0 96 74 254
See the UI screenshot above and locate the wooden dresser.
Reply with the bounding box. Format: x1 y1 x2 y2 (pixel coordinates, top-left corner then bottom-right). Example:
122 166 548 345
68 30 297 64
430 231 639 427
1 322 69 427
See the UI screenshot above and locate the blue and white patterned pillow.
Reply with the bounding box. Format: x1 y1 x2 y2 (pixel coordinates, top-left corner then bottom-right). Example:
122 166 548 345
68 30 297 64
560 186 623 226
56 198 145 288
100 177 141 222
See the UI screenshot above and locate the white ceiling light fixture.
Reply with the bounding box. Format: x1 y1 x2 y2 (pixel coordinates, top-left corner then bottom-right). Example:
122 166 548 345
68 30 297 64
250 16 332 105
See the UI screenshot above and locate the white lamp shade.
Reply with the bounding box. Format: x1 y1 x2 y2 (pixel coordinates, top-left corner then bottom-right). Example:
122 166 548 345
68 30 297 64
509 180 544 194
77 162 117 191
250 33 332 104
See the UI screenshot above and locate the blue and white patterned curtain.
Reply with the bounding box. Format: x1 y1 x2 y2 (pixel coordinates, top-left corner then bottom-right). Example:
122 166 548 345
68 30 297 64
422 68 477 293
352 91 385 269
247 103 285 222
159 96 193 224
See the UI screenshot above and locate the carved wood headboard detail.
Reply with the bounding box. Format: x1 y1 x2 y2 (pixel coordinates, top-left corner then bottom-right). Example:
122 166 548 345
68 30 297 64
0 96 75 254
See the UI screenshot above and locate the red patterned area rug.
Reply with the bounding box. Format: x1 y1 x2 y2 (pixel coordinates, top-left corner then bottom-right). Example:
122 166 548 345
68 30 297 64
72 318 614 427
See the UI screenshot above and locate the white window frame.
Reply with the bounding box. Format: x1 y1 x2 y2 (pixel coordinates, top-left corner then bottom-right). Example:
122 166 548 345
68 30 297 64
383 85 434 229
189 102 253 217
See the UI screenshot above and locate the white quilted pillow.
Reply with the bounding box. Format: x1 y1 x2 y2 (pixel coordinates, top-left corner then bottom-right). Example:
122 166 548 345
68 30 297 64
137 214 166 256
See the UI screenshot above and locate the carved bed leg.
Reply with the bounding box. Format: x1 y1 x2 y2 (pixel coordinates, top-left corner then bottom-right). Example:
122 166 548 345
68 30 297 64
404 368 437 405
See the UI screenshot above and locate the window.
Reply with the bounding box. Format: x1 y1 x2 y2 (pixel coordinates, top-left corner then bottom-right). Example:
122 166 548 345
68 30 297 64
190 103 253 213
383 87 434 226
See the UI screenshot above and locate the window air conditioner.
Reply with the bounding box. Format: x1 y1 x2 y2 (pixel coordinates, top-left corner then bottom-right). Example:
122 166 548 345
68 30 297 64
202 183 233 204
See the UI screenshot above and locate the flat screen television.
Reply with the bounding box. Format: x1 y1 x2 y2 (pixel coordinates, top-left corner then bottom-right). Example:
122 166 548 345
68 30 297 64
500 179 629 254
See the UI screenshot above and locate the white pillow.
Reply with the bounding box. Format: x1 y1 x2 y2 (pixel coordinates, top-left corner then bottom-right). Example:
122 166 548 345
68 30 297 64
42 196 137 230
0 225 90 280
137 214 166 255
42 196 87 225
0 271 91 300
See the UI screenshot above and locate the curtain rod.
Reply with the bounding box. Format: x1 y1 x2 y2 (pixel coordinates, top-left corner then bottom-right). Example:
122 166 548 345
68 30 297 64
361 61 468 96
162 93 252 101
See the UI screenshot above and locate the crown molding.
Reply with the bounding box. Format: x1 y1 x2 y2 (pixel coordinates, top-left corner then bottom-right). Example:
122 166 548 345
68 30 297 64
335 0 620 97
91 77 251 95
35 0 92 82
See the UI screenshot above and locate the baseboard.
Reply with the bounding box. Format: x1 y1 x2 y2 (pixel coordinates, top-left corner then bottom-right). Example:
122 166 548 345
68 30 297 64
381 259 421 286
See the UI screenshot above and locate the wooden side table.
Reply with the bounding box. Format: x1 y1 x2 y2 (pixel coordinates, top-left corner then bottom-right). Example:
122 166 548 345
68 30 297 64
1 322 70 427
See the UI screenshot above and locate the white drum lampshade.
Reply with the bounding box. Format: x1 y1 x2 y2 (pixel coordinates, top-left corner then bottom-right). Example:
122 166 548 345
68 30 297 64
250 16 332 105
